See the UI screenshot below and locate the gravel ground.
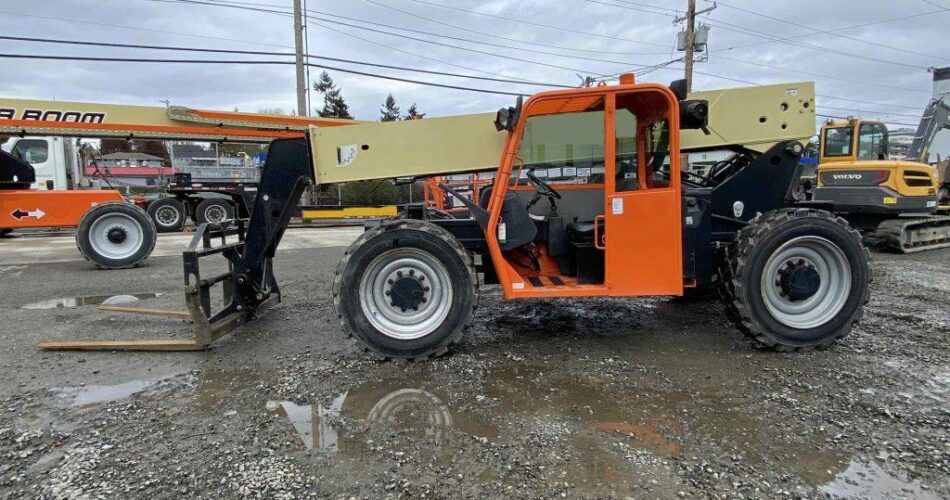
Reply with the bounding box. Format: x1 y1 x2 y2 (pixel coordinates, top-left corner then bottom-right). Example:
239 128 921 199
0 229 947 499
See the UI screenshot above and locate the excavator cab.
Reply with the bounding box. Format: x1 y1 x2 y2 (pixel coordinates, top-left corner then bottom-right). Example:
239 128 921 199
814 119 940 216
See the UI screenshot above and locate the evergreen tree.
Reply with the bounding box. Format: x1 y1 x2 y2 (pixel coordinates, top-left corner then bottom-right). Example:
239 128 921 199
404 103 425 120
313 71 353 119
379 94 401 122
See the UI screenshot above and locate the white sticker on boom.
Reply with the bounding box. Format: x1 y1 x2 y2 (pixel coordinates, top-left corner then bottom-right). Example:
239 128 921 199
337 144 358 167
785 88 799 97
612 197 624 215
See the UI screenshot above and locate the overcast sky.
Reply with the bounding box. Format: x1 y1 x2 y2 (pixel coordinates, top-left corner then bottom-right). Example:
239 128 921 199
0 0 947 128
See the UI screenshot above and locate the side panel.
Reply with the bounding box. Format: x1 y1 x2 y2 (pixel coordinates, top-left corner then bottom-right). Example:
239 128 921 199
0 190 125 229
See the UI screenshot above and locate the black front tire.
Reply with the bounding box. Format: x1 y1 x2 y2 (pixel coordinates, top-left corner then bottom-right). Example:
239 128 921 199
147 198 186 233
195 199 235 225
76 202 157 269
719 208 871 351
333 219 478 361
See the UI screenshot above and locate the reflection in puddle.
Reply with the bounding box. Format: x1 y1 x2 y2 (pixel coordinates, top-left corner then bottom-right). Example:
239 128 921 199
266 392 347 451
822 460 939 499
23 293 162 310
267 388 455 452
54 378 165 407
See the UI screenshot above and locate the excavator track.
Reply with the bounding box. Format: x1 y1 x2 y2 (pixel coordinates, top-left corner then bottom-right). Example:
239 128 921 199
866 217 950 253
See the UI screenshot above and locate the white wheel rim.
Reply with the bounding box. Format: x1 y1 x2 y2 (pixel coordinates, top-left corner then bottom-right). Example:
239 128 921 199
760 236 851 329
204 204 228 223
358 248 453 340
88 213 144 260
155 205 180 226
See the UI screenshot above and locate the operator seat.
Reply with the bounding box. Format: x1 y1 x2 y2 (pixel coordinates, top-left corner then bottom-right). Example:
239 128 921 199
477 186 537 251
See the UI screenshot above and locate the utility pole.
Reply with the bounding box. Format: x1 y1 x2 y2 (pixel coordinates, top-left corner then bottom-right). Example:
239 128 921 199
293 0 308 117
683 0 696 93
676 1 716 93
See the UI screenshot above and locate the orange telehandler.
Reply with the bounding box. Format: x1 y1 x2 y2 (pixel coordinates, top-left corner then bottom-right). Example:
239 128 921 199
36 76 873 358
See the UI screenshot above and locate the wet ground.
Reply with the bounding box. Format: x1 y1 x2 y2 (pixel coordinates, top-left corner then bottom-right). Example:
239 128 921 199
0 228 947 499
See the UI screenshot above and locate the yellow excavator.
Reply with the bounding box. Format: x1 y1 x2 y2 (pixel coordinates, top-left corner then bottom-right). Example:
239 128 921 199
811 97 950 252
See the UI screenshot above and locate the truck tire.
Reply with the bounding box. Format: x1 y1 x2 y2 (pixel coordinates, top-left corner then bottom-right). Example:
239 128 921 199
76 202 157 270
719 208 870 351
195 199 235 225
147 198 186 233
333 219 478 361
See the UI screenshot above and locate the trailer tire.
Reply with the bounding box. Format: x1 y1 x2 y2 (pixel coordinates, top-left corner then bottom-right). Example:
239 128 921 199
333 219 478 361
147 198 186 233
76 202 157 270
720 208 870 351
195 199 234 225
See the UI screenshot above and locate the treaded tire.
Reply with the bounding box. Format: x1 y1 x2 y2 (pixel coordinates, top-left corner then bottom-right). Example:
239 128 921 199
719 208 871 351
76 202 157 270
195 199 235 225
333 219 478 361
147 197 186 233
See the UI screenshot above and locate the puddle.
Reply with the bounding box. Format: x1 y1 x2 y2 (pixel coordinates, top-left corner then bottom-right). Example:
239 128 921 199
22 293 162 310
53 375 178 408
822 460 940 499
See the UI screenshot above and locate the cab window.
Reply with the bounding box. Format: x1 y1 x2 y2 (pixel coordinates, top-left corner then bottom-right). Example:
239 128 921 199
517 102 605 182
823 126 853 157
615 108 638 191
645 120 671 188
11 139 49 164
857 122 888 160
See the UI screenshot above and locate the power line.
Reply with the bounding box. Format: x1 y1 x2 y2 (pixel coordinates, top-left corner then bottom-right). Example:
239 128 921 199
393 0 673 48
712 8 948 54
919 0 949 10
145 0 549 82
349 0 666 56
0 35 572 88
152 0 612 75
0 53 533 96
0 8 293 49
700 18 931 70
584 0 933 69
714 0 950 62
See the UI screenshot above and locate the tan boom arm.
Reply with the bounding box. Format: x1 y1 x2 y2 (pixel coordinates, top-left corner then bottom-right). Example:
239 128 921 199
310 81 815 184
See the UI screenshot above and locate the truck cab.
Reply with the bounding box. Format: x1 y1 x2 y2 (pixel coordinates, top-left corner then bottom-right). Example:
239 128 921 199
1 136 78 191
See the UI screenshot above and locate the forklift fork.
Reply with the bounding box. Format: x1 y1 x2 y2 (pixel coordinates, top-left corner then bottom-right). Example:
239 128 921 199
38 138 313 351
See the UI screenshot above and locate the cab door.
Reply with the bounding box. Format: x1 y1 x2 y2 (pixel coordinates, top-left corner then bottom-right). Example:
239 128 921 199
603 90 683 295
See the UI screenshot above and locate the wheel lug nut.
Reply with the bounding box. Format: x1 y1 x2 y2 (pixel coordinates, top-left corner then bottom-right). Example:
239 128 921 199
419 276 425 281
421 298 427 303
423 286 430 292
388 279 394 285
400 308 406 313
397 271 403 277
385 291 390 296
409 270 415 275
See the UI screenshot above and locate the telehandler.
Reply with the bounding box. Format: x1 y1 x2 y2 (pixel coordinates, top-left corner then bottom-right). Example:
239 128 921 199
40 76 871 358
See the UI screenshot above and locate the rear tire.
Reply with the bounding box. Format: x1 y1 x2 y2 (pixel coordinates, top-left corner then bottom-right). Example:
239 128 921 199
333 219 478 361
719 208 870 351
195 199 234 225
147 198 186 233
76 202 157 269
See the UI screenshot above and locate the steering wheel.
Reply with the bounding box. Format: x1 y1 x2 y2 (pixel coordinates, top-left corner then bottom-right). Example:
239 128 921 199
525 169 562 199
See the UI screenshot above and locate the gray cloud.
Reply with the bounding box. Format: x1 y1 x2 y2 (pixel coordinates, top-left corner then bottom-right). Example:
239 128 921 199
0 0 946 127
